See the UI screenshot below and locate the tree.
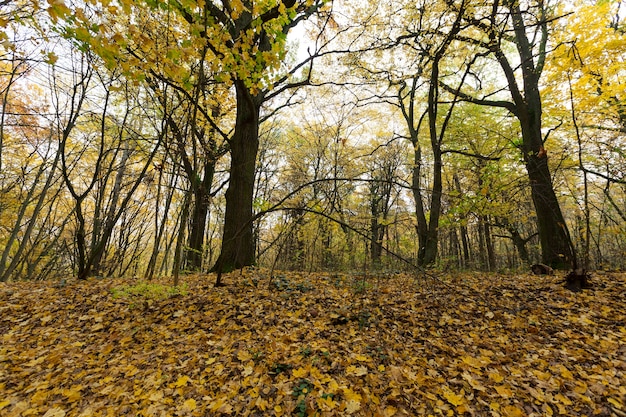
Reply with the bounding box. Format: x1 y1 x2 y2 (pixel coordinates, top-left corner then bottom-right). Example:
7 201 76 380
441 0 576 269
56 0 326 276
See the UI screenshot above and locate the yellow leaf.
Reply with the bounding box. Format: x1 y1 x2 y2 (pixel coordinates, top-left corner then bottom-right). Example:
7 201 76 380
317 395 337 410
292 367 308 378
175 376 191 387
31 390 49 405
559 365 574 380
461 372 486 391
532 369 551 381
149 391 164 401
354 354 370 362
255 397 269 411
42 407 66 417
237 349 252 361
183 398 196 411
343 387 362 402
346 365 368 376
0 400 10 410
502 404 525 417
573 381 587 394
242 365 254 376
62 388 81 403
494 385 513 398
345 399 361 414
443 388 465 406
488 370 504 383
608 397 623 409
555 393 572 405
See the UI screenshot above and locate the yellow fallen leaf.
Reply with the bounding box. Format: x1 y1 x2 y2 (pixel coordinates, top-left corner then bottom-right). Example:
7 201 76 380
149 391 164 401
91 323 104 331
237 350 252 362
573 381 588 394
292 367 308 378
42 408 66 417
532 369 551 381
317 395 337 410
462 355 483 368
62 388 81 403
174 375 191 387
343 387 362 402
494 385 513 398
559 365 574 380
345 399 361 414
488 370 504 383
346 365 368 376
443 388 465 406
502 404 524 417
31 390 48 405
182 398 196 411
555 393 572 405
607 397 623 409
0 400 10 410
242 365 254 376
462 372 486 391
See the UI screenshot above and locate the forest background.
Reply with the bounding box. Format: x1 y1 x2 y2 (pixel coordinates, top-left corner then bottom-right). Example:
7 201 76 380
0 0 625 283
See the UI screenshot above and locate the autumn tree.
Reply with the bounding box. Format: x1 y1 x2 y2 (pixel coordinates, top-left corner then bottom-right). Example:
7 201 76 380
544 0 626 269
54 0 326 276
434 0 576 269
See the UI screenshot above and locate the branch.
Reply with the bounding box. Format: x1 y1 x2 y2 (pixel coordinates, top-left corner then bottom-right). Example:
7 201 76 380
441 149 501 161
439 82 518 115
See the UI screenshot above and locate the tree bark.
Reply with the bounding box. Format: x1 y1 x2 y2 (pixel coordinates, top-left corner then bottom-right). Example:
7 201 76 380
186 161 215 271
212 80 261 273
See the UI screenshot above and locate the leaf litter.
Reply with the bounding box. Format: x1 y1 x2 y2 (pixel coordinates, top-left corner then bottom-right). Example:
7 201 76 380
0 270 624 416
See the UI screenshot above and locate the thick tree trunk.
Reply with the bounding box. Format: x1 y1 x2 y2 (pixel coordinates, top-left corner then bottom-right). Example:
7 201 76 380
525 148 574 269
511 2 575 270
519 106 574 269
212 81 261 273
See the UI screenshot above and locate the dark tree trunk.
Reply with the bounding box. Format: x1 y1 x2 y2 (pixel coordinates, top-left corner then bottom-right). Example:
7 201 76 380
509 2 575 269
186 161 215 272
519 109 574 269
212 81 261 274
412 146 429 266
453 173 470 267
484 217 495 270
370 217 384 265
422 52 444 267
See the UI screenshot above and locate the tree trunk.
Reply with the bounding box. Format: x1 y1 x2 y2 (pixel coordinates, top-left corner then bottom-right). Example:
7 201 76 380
186 161 214 272
412 146 429 265
520 115 574 269
510 2 575 269
212 81 261 273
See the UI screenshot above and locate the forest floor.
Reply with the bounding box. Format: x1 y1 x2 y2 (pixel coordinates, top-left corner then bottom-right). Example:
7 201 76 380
0 270 625 417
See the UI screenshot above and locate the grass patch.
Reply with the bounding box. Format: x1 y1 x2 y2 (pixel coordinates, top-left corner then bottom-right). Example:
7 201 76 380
110 281 187 301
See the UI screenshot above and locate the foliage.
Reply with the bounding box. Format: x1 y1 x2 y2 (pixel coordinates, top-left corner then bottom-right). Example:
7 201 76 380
1 271 625 416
